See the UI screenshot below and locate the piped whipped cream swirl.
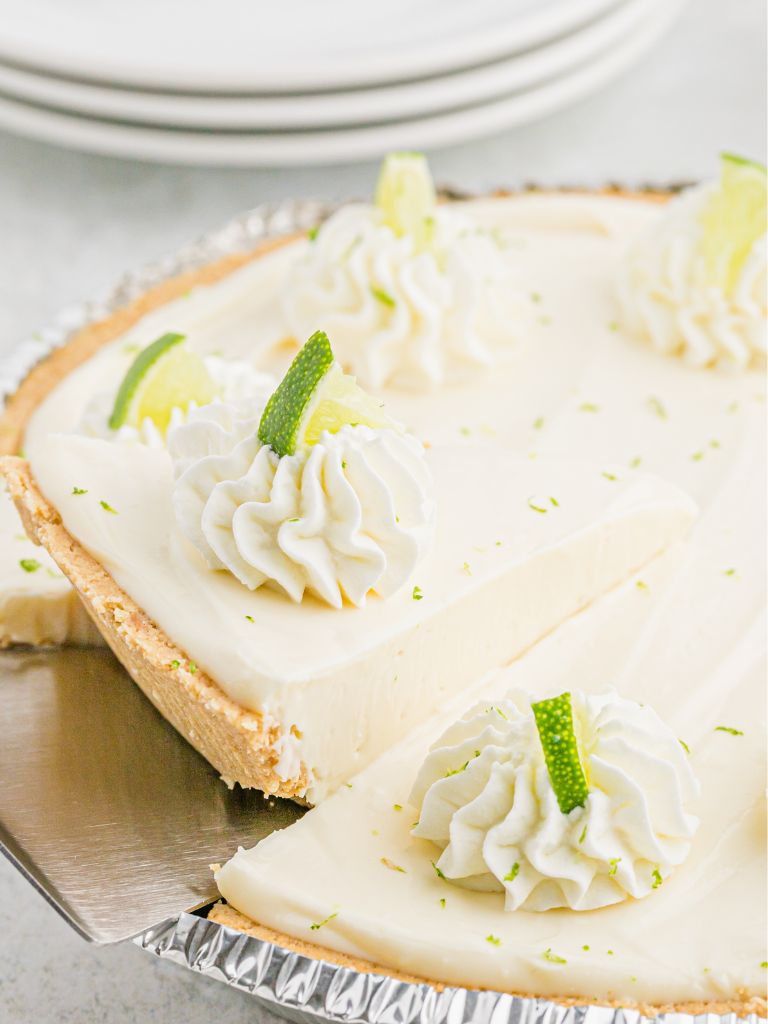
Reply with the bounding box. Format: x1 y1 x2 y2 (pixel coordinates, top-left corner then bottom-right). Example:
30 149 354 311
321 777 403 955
283 204 522 391
410 690 700 911
617 184 767 369
78 356 274 447
168 401 435 608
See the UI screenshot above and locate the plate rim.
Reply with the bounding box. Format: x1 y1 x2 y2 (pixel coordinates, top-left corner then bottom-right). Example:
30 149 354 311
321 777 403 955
0 0 686 168
0 0 626 93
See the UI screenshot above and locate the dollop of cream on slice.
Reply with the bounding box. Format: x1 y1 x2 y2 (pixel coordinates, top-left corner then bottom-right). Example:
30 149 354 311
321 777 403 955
410 689 700 911
617 184 767 369
168 401 435 609
283 204 523 392
78 356 274 447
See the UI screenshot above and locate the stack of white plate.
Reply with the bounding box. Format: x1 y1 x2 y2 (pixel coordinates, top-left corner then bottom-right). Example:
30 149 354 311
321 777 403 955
0 0 686 166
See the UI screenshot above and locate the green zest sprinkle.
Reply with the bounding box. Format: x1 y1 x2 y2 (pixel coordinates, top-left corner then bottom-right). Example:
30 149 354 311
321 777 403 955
679 738 690 754
723 567 737 576
72 486 88 495
531 292 542 303
462 561 472 576
549 496 559 507
727 400 740 413
439 897 446 908
710 438 721 448
715 725 744 736
370 285 396 308
629 456 642 468
503 862 520 882
100 500 118 514
543 948 567 965
608 857 621 877
188 661 197 675
381 857 406 873
446 760 469 777
459 425 471 436
431 860 446 880
528 498 548 514
692 451 705 462
636 580 649 591
761 961 768 968
245 614 254 623
602 471 617 481
310 911 338 931
608 320 619 332
647 395 668 420
412 585 423 600
533 416 545 430
578 402 600 413
582 944 590 951
307 226 319 241
19 558 41 573
532 692 589 815
258 330 334 458
393 804 402 811
651 867 663 889
169 660 180 670
486 934 501 946
493 705 508 721
578 825 587 844
607 949 615 956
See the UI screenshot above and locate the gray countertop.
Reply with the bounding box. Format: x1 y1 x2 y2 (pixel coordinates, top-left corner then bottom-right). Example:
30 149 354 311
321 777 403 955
0 0 764 1019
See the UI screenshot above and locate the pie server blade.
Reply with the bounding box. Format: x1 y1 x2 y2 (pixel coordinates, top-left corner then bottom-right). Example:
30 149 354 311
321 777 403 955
0 646 304 943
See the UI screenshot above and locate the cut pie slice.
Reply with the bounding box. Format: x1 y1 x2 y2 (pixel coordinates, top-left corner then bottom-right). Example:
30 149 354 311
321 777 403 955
2 440 695 804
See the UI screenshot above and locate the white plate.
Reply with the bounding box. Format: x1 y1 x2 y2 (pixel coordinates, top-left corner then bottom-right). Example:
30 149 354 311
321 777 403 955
0 0 626 93
0 0 685 167
0 0 661 130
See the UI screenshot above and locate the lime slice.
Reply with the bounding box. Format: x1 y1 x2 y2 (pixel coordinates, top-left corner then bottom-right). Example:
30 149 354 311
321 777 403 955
258 331 391 457
699 153 767 295
532 692 589 815
109 332 218 434
374 152 437 251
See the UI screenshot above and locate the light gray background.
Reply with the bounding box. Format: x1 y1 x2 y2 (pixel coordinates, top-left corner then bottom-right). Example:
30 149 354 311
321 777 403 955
0 0 764 1020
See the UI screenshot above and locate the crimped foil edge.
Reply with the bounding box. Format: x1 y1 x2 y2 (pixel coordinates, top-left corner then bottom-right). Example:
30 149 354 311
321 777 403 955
4 188 754 1024
135 912 759 1024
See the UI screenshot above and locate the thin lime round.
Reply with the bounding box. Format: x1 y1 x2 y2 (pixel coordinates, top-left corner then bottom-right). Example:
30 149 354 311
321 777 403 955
374 152 437 252
108 332 218 435
532 692 589 815
258 331 391 458
699 153 767 295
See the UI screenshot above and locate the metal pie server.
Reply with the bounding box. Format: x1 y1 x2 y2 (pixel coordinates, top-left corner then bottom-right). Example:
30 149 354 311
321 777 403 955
0 646 304 943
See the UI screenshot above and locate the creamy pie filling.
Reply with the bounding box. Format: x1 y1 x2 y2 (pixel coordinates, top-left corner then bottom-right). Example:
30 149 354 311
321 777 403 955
20 194 766 998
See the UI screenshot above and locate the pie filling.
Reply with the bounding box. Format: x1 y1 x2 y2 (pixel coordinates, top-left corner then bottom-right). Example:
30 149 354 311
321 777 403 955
15 187 766 1002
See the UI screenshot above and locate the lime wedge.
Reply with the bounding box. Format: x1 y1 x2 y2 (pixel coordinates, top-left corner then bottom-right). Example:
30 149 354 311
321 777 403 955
699 153 767 295
109 332 218 435
374 152 437 251
258 331 391 457
532 692 589 815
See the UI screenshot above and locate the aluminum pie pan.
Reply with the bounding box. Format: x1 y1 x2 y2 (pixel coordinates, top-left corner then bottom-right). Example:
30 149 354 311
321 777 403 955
4 188 755 1024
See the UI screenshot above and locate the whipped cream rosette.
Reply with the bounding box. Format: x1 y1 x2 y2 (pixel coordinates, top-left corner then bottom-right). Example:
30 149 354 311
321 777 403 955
411 689 700 912
169 331 435 608
283 154 523 391
618 154 767 369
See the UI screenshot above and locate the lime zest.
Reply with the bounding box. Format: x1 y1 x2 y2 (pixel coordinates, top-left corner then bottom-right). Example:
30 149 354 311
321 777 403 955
19 558 41 573
258 331 335 457
543 948 567 965
310 911 338 931
374 152 437 251
532 692 589 815
486 934 501 946
72 486 88 495
99 500 118 514
714 725 744 736
108 332 185 430
380 857 406 873
370 285 396 308
503 862 520 882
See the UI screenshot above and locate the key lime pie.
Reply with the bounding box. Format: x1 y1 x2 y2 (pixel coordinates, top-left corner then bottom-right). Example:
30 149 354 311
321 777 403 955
1 154 765 1013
